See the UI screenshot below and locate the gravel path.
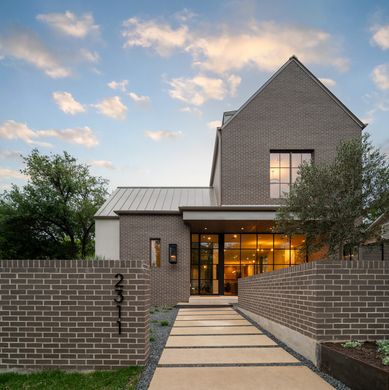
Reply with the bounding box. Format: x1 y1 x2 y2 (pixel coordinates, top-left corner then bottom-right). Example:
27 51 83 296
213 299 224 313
136 306 178 390
235 307 350 390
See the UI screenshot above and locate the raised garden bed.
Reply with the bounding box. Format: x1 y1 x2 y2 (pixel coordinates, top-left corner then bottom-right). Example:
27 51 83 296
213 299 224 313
319 342 389 390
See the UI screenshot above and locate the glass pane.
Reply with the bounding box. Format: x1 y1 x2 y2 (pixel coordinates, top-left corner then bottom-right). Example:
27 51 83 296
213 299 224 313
200 234 218 248
302 153 312 163
241 250 257 264
291 250 305 265
191 249 199 264
241 234 257 249
280 183 290 197
280 168 290 183
263 264 274 272
191 266 199 279
224 265 241 279
200 249 213 263
274 250 290 265
190 280 199 295
274 234 289 249
291 153 302 167
224 250 240 264
270 167 280 183
241 265 255 277
224 280 238 295
224 234 240 249
258 250 273 269
270 153 279 167
280 153 290 167
200 280 212 294
270 183 280 198
291 234 305 249
258 234 273 249
150 239 161 267
274 264 289 270
200 263 212 279
291 168 299 183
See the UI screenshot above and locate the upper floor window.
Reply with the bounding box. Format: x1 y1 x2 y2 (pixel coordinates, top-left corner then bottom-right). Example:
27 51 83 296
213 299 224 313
270 151 312 198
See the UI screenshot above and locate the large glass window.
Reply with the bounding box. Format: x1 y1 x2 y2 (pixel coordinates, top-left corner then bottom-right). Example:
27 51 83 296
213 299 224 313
270 151 312 198
150 239 161 267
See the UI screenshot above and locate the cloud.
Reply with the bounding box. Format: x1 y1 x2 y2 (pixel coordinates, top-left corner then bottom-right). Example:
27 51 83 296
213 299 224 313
89 160 115 169
0 167 26 180
52 91 85 114
371 25 389 50
361 91 389 124
108 79 128 92
122 17 189 56
180 106 202 116
37 11 99 38
93 96 127 119
319 78 336 88
37 127 98 148
0 150 21 160
80 48 100 63
372 64 389 90
207 120 222 129
128 91 151 104
0 29 71 78
167 74 241 106
174 9 197 23
122 18 348 73
0 120 98 148
144 130 183 141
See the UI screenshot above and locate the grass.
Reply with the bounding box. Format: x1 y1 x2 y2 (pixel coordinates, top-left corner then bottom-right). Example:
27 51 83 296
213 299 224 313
0 366 142 390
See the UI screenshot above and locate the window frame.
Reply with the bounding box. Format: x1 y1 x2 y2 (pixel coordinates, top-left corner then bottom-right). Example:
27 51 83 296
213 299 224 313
269 149 314 199
150 238 161 268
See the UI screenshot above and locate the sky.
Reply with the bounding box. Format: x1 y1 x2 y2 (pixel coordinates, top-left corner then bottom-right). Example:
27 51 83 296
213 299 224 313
0 0 388 193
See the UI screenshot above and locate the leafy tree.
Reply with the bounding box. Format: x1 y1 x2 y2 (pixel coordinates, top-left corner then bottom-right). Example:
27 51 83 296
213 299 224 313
0 150 108 259
276 134 389 259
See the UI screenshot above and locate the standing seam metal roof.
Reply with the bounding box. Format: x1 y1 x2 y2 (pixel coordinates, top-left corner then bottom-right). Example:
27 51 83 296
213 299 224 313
95 187 217 217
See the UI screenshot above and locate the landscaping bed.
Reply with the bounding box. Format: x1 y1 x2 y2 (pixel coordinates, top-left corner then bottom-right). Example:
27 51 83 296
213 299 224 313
320 342 389 390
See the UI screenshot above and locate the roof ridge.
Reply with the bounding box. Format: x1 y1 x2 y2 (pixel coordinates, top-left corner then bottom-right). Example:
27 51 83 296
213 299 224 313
117 186 213 189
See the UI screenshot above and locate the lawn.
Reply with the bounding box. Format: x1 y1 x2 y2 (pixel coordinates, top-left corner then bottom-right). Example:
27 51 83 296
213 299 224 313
0 366 142 390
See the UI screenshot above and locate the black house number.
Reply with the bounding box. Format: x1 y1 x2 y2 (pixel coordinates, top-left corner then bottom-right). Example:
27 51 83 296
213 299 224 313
114 273 124 335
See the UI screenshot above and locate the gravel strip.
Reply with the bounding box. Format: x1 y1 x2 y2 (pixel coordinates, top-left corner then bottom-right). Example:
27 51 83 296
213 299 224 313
235 307 350 390
136 306 178 390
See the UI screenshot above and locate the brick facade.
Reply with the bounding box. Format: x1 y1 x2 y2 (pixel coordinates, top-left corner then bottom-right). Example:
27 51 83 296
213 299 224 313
219 60 362 205
0 259 150 372
238 259 389 342
120 214 190 306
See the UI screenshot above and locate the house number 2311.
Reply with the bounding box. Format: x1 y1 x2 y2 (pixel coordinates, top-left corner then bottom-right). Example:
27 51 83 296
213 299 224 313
114 273 124 335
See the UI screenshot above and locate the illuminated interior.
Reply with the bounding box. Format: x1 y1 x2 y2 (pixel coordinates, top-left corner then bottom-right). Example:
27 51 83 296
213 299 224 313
191 233 311 295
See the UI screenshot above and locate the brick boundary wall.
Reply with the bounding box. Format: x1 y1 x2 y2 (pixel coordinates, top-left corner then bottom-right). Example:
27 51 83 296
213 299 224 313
0 259 150 372
238 259 389 342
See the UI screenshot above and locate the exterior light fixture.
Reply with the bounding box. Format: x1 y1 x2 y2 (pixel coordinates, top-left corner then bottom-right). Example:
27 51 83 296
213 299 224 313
168 244 177 264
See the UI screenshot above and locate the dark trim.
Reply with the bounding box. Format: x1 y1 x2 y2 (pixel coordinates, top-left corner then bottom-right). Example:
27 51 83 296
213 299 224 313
180 205 279 211
94 216 119 220
115 210 181 215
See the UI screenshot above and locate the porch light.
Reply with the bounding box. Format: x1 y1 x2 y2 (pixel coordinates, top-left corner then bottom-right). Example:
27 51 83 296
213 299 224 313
168 244 177 264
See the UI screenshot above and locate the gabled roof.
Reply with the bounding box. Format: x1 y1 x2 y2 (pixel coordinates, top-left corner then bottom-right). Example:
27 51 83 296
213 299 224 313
95 187 217 218
209 55 366 184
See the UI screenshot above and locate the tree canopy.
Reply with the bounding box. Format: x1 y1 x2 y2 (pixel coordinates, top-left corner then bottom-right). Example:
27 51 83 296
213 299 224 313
0 150 108 259
276 133 389 259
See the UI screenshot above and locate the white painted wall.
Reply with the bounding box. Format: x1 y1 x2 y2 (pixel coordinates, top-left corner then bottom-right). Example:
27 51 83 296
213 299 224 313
95 219 120 259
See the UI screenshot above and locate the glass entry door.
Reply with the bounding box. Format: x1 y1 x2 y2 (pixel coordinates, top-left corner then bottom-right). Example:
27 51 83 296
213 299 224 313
191 234 219 295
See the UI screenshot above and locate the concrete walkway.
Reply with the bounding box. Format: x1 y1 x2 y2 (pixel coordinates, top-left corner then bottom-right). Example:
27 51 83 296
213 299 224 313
148 307 334 390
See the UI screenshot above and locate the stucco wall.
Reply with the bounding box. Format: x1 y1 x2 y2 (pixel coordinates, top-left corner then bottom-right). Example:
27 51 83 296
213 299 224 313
0 259 150 372
95 218 120 259
220 60 362 205
120 214 190 306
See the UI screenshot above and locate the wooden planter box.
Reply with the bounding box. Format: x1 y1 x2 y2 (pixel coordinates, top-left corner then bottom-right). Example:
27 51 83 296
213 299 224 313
319 343 389 390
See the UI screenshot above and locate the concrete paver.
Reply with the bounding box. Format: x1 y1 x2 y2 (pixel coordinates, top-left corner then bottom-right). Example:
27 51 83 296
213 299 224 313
170 326 261 335
166 334 277 347
173 319 251 327
159 346 299 365
148 366 334 390
175 314 242 320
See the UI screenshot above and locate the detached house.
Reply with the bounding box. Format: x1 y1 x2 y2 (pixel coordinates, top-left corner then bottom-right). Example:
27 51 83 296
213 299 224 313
94 56 365 305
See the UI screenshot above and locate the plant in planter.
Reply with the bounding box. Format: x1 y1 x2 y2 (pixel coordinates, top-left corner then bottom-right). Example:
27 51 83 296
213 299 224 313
377 340 389 366
342 340 362 349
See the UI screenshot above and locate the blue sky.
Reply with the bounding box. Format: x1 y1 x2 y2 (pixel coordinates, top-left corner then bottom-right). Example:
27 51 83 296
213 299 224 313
0 0 388 192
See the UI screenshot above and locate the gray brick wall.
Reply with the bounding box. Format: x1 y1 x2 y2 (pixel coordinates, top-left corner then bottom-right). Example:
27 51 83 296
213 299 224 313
120 214 190 306
0 259 150 372
238 259 389 342
220 60 362 205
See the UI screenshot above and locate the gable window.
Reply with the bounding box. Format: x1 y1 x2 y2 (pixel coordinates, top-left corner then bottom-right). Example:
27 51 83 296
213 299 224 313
150 239 161 267
270 151 312 198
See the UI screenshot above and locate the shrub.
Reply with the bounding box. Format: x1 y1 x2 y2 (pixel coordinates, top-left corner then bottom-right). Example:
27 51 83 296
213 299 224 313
160 320 169 327
342 340 362 349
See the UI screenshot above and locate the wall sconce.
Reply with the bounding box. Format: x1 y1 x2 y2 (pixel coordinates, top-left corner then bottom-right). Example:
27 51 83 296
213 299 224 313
169 244 177 264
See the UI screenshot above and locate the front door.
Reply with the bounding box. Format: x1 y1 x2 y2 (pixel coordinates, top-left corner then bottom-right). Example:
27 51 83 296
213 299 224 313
191 234 219 295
